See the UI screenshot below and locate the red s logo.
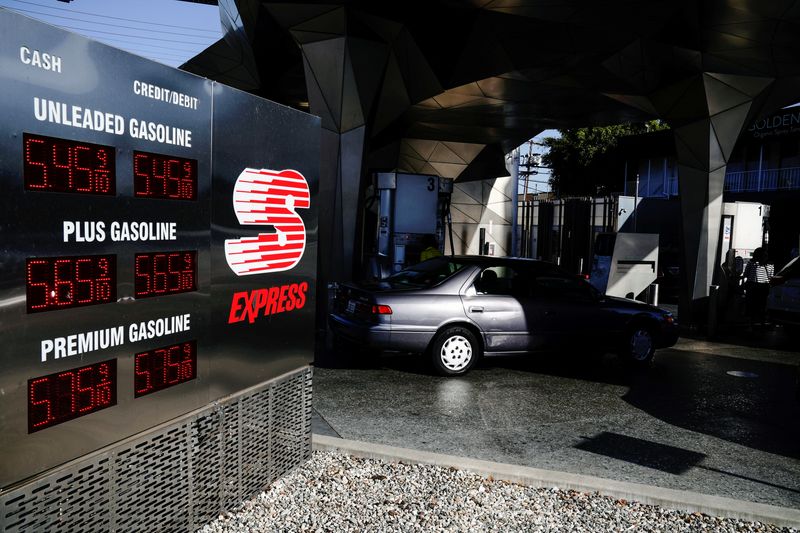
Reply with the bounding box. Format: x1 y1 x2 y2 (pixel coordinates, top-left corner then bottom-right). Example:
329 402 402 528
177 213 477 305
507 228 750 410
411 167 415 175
224 168 310 276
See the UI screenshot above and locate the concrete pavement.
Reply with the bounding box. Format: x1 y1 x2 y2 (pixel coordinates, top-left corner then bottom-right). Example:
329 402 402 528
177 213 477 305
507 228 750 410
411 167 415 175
312 341 800 509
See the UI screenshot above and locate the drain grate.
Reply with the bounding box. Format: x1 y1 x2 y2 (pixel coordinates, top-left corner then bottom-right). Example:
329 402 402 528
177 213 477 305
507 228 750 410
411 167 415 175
1 366 312 532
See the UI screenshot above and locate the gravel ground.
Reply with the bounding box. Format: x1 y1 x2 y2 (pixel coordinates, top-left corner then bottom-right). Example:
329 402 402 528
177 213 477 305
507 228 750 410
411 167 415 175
199 452 797 533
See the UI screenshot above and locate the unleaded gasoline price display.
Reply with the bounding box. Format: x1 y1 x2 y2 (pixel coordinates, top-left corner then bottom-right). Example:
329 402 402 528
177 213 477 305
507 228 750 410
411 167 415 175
133 150 197 200
135 251 197 298
134 340 197 397
23 133 115 195
26 255 116 313
28 359 117 433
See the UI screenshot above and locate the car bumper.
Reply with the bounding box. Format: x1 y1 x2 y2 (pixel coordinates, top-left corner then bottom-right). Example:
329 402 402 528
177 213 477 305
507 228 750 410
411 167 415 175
329 313 391 348
328 314 435 353
655 322 680 348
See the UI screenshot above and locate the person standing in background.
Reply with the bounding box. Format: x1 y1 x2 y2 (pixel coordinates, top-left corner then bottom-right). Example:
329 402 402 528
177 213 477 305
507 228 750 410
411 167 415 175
743 247 774 326
420 234 442 262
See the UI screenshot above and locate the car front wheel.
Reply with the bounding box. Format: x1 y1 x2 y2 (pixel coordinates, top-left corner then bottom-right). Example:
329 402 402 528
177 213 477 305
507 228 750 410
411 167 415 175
623 326 655 365
430 327 480 376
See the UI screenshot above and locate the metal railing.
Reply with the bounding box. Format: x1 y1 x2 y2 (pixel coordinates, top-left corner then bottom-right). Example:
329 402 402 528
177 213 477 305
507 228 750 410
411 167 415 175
724 167 800 192
646 167 800 197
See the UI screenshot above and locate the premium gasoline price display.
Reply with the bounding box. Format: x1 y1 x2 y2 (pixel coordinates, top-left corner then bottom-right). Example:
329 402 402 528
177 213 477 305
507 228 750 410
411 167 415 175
26 255 116 313
135 250 197 298
23 133 115 195
28 359 117 433
134 340 197 397
133 150 197 200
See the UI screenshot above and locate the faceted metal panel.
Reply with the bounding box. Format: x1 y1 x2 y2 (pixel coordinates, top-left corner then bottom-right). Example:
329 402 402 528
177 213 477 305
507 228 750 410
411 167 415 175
0 367 313 533
182 0 800 318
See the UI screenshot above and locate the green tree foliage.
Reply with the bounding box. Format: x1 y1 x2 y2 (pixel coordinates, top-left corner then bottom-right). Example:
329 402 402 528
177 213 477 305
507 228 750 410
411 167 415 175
542 120 668 196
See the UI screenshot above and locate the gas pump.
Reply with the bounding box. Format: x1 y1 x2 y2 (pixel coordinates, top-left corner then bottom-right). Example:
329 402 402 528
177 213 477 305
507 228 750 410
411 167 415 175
376 172 453 273
715 201 770 325
719 201 770 272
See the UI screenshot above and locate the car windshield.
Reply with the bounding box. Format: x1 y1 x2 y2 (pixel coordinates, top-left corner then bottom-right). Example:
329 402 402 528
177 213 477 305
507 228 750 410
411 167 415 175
385 258 468 288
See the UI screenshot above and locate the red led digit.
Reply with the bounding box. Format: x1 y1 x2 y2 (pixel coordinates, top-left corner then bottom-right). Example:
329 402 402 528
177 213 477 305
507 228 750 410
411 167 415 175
56 372 76 417
153 254 168 293
166 345 182 384
152 157 167 196
73 145 93 192
134 341 196 397
51 142 74 189
133 152 151 196
28 360 117 433
24 137 48 188
23 133 115 195
53 259 74 307
29 378 54 429
76 367 94 413
27 259 50 310
132 150 197 200
74 258 94 304
167 253 181 289
26 255 116 313
134 352 152 395
134 251 196 299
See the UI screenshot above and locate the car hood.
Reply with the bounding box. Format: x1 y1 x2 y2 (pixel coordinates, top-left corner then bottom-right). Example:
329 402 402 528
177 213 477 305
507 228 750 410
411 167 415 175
603 295 665 314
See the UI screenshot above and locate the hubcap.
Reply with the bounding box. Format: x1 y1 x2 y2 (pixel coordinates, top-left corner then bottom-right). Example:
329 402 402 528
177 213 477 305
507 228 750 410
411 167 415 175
630 329 653 360
440 335 473 371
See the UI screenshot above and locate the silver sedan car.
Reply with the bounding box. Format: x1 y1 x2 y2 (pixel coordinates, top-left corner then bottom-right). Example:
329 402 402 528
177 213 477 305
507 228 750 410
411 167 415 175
329 256 678 376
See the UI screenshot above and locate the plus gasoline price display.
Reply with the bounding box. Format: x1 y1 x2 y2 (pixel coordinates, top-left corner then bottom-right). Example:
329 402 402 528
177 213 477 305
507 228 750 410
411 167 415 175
26 255 116 313
23 133 115 195
135 251 197 298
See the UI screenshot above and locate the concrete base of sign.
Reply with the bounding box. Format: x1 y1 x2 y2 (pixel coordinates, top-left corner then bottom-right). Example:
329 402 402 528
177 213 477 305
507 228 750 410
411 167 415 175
313 434 800 529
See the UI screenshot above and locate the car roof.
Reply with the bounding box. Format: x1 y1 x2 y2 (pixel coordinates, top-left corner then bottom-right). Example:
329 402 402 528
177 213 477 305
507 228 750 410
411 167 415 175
446 255 553 266
427 255 564 272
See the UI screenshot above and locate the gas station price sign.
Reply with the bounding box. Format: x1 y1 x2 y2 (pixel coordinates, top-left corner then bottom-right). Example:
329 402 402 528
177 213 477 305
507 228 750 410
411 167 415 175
134 340 197 397
0 8 318 499
28 359 117 433
26 255 116 313
0 7 215 487
135 250 197 298
133 150 197 200
23 133 115 195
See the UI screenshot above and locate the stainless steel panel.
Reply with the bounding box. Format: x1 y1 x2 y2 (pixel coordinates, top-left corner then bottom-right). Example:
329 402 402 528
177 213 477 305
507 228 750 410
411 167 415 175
0 10 318 490
0 367 313 532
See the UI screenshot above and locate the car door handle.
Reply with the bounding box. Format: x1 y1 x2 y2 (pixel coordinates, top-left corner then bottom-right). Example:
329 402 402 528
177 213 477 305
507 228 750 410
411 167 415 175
469 306 484 313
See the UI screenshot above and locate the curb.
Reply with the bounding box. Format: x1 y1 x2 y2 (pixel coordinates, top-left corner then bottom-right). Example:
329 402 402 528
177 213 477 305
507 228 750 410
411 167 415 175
313 434 800 529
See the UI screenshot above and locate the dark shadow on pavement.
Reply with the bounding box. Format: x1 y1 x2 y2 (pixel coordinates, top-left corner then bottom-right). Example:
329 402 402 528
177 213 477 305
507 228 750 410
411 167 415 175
575 432 706 475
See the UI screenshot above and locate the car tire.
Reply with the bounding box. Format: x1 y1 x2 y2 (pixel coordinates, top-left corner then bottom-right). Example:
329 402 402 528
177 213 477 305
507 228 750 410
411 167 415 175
622 325 656 365
429 327 480 376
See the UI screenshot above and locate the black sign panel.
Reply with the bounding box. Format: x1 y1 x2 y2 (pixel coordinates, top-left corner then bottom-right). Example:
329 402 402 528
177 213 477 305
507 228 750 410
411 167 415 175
0 9 319 488
209 84 318 397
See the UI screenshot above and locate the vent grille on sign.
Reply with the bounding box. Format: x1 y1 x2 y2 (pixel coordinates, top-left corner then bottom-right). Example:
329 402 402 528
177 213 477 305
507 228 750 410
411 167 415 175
0 367 312 533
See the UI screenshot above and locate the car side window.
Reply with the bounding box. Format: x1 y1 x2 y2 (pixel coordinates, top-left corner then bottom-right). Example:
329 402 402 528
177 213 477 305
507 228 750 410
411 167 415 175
532 275 596 301
473 266 528 296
